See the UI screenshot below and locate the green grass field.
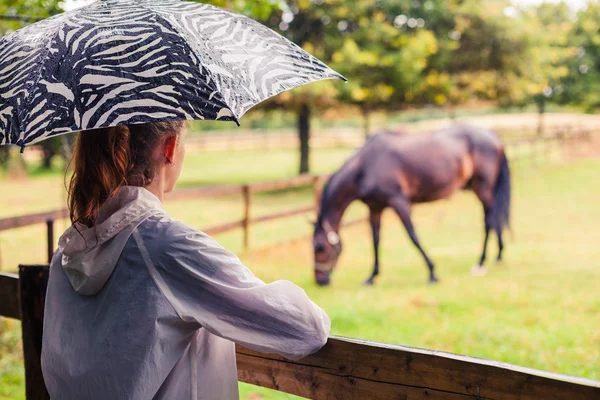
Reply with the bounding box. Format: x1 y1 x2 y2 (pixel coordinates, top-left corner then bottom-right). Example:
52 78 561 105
1 146 599 400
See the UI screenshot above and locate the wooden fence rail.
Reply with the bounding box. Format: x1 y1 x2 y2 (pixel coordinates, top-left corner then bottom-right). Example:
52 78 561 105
1 267 599 399
0 174 327 264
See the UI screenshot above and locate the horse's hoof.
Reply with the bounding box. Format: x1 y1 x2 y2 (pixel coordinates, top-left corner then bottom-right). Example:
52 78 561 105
471 265 488 276
428 276 439 284
363 279 374 286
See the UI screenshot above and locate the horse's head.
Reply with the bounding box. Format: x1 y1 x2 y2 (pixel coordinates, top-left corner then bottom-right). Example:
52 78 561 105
312 219 342 286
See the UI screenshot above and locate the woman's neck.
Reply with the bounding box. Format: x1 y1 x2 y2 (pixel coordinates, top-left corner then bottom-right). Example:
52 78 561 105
144 177 166 202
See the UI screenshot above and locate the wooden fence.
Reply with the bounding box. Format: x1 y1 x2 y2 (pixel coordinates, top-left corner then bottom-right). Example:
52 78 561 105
0 124 597 267
1 266 599 399
0 174 329 264
498 124 597 166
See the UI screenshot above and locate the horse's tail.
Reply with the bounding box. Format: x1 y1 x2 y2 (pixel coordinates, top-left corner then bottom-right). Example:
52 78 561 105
491 150 511 233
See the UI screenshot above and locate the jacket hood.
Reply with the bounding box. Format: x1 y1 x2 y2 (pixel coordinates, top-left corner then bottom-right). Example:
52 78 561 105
58 186 164 296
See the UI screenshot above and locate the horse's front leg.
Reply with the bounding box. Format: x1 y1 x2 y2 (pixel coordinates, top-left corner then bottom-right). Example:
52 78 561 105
364 207 383 286
389 195 438 284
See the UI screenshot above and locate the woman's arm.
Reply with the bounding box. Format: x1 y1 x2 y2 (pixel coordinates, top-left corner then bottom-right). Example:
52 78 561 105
141 223 330 360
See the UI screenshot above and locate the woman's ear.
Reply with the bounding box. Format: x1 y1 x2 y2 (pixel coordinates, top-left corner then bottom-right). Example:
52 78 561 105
163 135 177 165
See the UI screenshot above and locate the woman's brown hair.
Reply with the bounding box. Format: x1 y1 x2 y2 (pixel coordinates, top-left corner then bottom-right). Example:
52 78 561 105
67 121 184 227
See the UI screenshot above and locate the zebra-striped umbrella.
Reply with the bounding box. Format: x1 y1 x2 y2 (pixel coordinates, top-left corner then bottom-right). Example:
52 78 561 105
0 0 345 148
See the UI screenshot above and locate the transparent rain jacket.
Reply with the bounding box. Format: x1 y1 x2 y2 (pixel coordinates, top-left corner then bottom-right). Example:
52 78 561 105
41 186 330 400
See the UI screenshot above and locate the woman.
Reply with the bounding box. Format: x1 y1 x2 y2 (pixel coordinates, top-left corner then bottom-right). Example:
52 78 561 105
41 122 330 400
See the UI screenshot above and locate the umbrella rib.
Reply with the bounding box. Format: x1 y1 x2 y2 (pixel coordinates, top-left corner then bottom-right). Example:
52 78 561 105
137 2 240 125
14 15 72 146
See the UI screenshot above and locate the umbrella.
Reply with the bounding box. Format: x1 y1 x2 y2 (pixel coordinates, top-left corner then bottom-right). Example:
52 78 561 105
0 0 345 148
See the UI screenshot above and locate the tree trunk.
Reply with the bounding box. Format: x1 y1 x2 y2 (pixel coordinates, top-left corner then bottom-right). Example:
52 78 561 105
537 100 545 137
362 108 371 140
298 103 310 175
42 148 53 170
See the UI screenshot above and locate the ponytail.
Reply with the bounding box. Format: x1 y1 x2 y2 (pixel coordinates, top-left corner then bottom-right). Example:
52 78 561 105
67 122 183 227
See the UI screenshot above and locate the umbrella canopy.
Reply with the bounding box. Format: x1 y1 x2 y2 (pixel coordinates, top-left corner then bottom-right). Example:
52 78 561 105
0 0 345 147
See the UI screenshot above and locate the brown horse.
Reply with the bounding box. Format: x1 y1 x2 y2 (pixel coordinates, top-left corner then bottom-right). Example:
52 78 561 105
312 124 511 286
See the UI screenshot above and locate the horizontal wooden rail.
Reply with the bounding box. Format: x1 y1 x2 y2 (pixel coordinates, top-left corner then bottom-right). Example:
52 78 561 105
0 209 68 232
249 174 319 193
250 206 314 225
203 220 244 235
237 337 600 399
0 175 321 232
1 269 599 400
166 184 244 200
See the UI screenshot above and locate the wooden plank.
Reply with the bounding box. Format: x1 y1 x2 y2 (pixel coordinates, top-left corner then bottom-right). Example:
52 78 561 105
249 174 317 193
203 220 245 236
0 272 20 319
5 268 600 400
236 337 600 400
165 184 244 200
19 265 50 400
250 206 314 225
0 209 68 232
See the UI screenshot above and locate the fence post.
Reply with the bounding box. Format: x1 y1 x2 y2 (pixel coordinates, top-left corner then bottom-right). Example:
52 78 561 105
242 185 251 251
19 265 50 400
46 219 54 264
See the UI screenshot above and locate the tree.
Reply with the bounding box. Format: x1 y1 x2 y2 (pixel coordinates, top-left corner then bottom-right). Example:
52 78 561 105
198 1 333 174
203 0 329 174
267 0 438 170
527 2 571 134
399 0 541 120
263 0 347 174
496 2 573 135
329 0 438 138
557 1 600 112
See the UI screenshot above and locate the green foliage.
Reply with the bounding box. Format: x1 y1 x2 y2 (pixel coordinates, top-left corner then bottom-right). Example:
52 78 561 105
194 0 281 21
0 0 61 35
557 1 600 111
330 0 438 110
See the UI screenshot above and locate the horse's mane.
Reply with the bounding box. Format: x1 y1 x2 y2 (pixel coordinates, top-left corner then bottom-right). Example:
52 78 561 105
317 171 339 225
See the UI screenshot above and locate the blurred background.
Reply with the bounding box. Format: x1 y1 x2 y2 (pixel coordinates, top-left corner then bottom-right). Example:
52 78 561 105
1 0 599 399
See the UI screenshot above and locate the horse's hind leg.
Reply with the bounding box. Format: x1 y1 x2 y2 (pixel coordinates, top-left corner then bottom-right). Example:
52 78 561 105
495 225 504 262
389 196 438 283
365 206 383 286
478 212 491 266
473 180 494 272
